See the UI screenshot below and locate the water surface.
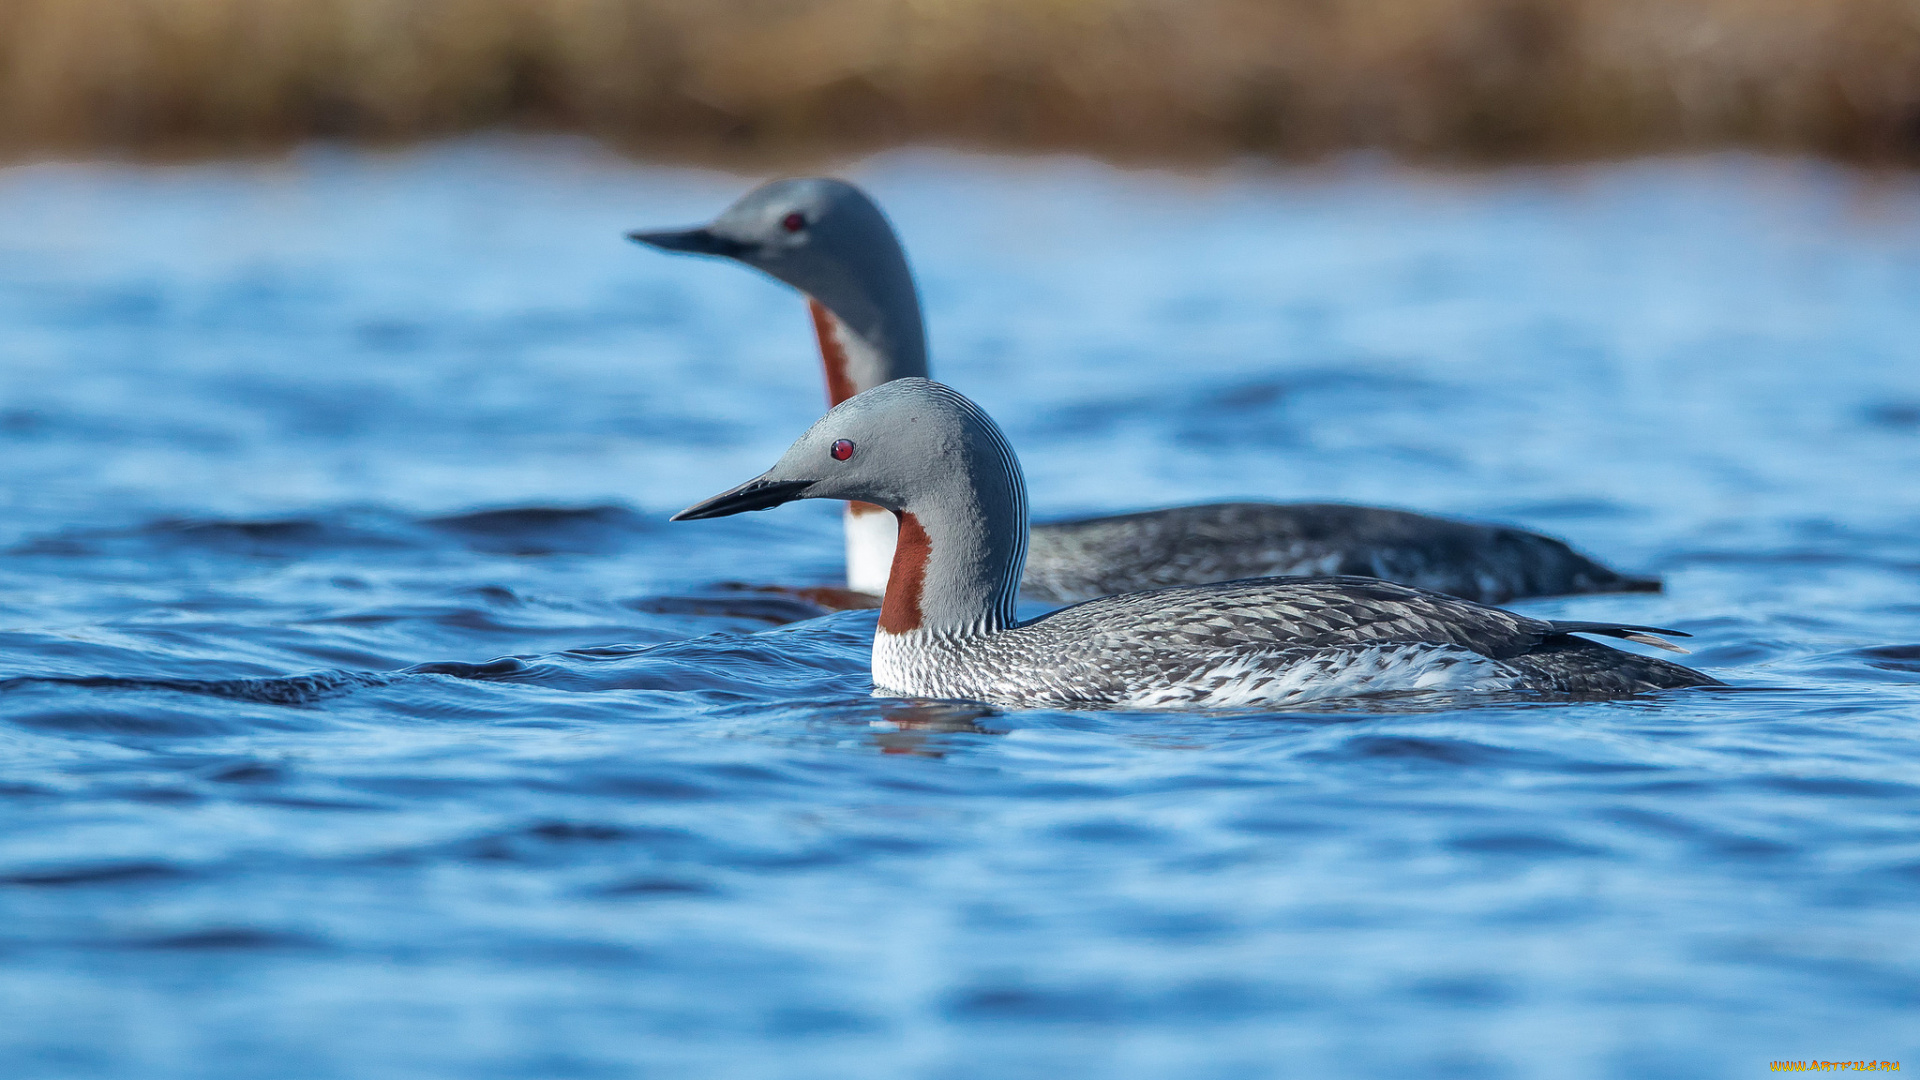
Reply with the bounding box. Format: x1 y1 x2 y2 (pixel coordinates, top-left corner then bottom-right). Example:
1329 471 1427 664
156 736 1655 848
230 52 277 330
1 140 1918 1078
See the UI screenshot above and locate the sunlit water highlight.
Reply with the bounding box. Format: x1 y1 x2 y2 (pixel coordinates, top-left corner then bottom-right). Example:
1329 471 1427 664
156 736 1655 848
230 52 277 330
1 139 1918 1077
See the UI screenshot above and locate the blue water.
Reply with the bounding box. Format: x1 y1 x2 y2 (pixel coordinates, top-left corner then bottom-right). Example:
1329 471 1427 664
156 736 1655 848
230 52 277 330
2 139 1918 1078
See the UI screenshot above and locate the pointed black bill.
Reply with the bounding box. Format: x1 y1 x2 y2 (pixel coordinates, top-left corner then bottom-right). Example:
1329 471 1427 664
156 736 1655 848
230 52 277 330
671 477 816 521
627 227 751 258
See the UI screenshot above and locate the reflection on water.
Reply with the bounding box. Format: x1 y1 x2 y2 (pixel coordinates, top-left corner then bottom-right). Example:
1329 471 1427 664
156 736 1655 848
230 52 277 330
1 139 1918 1077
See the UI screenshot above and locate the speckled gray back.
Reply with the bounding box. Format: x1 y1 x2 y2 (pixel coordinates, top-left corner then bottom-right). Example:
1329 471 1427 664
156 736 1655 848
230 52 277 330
880 575 1715 707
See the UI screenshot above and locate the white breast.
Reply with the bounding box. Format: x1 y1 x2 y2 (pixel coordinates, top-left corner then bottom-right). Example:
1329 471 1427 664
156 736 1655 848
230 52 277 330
844 506 897 595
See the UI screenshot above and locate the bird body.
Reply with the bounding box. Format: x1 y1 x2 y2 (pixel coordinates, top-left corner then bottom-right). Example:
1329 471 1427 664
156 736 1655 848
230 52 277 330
633 178 1661 605
1025 502 1658 606
873 577 1708 708
675 380 1717 708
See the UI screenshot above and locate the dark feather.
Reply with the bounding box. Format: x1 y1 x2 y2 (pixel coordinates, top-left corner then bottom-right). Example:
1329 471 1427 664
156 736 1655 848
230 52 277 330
1025 502 1661 605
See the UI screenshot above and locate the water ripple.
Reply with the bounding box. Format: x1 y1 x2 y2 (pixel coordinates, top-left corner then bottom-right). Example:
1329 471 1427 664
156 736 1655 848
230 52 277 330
0 143 1917 1075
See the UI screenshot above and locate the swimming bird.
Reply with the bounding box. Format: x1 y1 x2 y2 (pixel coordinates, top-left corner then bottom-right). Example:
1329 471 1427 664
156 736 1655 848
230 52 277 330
673 379 1716 707
632 177 1662 606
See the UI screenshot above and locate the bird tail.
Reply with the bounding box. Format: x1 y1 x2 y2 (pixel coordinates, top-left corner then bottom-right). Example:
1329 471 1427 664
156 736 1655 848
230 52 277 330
1549 621 1692 654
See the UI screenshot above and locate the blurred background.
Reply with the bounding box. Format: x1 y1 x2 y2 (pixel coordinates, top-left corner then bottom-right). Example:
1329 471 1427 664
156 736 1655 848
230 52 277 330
3 0 1920 163
3 4 1920 1079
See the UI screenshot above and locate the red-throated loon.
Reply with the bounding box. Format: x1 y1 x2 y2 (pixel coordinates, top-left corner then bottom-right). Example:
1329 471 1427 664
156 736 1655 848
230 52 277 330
634 178 1661 606
674 379 1716 708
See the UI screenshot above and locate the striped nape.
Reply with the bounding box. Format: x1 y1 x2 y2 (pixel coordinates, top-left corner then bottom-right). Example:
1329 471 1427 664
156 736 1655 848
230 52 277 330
923 381 1026 632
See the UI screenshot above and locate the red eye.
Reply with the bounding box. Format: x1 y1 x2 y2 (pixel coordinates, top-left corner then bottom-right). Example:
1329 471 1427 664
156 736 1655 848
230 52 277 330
781 212 806 233
830 439 854 461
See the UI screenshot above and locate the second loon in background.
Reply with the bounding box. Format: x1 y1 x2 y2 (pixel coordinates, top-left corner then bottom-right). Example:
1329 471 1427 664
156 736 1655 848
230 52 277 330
631 178 1660 606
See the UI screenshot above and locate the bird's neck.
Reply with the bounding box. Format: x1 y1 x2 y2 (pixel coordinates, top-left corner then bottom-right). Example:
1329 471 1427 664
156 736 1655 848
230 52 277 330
806 296 927 407
811 298 926 596
875 461 1027 643
870 499 1022 695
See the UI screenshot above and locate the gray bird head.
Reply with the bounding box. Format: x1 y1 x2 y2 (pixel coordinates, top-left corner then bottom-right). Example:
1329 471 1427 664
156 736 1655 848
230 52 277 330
673 378 1027 633
672 378 1006 521
630 178 928 386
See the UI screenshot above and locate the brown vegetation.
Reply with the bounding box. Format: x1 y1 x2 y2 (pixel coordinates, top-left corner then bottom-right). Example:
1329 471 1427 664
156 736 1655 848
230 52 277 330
3 0 1919 162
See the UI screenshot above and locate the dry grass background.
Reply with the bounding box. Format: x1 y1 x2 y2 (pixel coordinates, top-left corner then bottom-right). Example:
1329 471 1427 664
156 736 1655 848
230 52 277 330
2 0 1919 162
